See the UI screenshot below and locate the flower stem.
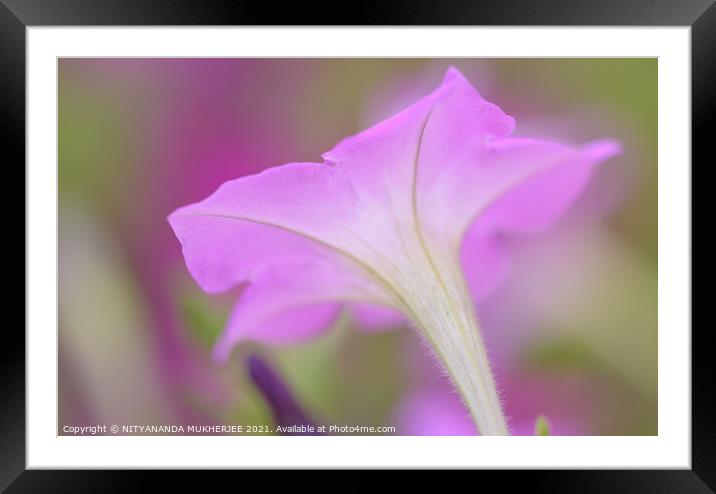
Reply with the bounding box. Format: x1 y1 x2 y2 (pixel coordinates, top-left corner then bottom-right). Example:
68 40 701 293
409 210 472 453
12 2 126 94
404 263 509 435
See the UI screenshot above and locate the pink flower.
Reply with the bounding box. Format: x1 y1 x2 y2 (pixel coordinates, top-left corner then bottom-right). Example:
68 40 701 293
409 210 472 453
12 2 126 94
169 67 620 435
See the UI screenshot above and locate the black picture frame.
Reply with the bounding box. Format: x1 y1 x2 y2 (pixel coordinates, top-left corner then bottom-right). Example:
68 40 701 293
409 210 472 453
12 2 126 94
5 0 710 489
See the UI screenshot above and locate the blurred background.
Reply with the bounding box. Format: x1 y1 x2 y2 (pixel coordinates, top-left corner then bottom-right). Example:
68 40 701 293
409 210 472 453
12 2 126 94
58 58 657 435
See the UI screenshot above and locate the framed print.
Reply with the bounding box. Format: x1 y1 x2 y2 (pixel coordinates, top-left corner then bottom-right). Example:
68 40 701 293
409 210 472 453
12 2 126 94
6 0 711 488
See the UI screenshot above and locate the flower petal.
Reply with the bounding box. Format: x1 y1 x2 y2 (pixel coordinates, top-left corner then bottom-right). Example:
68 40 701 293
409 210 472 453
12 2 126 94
215 302 340 361
349 303 406 332
211 257 385 360
415 102 621 250
465 138 622 236
460 226 512 303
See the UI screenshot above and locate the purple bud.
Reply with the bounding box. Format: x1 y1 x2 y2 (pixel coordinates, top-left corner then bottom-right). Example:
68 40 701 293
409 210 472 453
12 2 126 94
247 354 321 435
